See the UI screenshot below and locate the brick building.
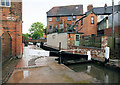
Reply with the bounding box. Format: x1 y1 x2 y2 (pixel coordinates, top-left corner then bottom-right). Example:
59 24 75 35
46 5 98 36
76 5 97 36
46 5 83 34
0 0 22 63
76 4 120 37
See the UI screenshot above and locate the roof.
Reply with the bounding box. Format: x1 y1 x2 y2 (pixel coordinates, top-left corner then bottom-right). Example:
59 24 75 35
47 5 83 17
86 5 120 15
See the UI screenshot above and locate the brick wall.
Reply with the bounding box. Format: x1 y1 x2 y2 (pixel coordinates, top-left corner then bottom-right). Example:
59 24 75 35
104 26 120 37
67 36 108 58
68 46 105 58
47 15 83 33
1 1 22 59
78 13 97 36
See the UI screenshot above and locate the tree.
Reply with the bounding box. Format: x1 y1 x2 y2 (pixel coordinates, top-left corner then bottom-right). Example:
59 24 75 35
22 33 30 40
29 22 45 39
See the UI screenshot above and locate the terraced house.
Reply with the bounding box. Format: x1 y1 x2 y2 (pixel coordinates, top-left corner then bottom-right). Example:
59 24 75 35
0 0 22 63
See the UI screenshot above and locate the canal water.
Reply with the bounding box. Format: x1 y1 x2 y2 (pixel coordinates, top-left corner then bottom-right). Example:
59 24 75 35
67 63 120 83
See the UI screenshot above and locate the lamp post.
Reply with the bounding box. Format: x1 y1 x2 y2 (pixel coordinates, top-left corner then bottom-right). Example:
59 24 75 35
112 0 115 58
112 0 114 36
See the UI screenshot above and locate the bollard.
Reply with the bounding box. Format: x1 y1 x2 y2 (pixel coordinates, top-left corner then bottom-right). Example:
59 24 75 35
58 51 62 64
105 47 110 63
40 42 44 48
87 51 91 60
59 42 61 50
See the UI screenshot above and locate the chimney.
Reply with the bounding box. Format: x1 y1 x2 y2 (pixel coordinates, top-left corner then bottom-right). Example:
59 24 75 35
104 4 107 7
87 4 93 11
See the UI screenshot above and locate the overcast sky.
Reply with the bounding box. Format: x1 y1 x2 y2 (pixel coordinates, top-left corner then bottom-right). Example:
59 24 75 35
23 0 120 33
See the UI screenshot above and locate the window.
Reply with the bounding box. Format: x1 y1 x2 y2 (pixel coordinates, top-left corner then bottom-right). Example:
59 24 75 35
68 16 71 21
81 19 83 25
49 17 52 22
73 16 76 20
49 25 52 29
6 0 10 6
59 24 63 29
91 16 94 24
76 35 80 41
56 17 60 21
0 0 11 7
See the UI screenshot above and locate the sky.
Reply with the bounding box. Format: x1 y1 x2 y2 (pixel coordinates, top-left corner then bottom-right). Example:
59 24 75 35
23 0 120 33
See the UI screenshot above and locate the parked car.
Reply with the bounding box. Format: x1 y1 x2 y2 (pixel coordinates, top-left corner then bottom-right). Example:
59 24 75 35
28 42 33 45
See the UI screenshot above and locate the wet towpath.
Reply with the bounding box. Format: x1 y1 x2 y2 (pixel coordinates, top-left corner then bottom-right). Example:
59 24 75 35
7 45 94 83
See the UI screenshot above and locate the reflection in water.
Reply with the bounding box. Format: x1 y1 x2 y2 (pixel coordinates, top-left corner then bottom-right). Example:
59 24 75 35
104 74 109 83
67 63 120 83
87 66 91 73
23 70 29 79
12 70 29 83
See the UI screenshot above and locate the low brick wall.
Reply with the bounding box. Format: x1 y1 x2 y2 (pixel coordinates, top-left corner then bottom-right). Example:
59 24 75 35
68 46 105 58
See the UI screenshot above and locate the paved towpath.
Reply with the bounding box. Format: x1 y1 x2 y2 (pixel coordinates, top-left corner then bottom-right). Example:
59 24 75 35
7 45 94 83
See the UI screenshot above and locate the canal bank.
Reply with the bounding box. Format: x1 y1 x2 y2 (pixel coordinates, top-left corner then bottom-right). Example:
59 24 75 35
41 45 120 71
6 45 95 83
41 45 120 83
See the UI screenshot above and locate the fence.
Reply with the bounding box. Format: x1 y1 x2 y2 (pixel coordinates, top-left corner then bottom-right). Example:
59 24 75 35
80 35 101 48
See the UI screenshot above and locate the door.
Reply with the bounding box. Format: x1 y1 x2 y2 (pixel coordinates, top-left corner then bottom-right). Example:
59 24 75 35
2 32 12 63
75 34 80 46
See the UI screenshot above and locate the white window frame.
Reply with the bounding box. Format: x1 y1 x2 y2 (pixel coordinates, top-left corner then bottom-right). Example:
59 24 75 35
49 17 52 22
59 24 63 29
68 16 71 21
91 16 94 24
0 0 11 7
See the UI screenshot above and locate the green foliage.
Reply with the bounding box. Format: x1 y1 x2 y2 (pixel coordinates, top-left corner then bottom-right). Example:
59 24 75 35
22 33 30 40
29 22 46 39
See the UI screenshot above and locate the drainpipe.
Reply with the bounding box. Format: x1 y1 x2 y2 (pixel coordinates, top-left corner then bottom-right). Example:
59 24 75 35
15 19 17 58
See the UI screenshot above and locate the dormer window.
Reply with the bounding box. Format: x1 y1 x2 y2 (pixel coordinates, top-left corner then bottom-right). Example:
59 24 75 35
0 0 11 7
75 6 78 9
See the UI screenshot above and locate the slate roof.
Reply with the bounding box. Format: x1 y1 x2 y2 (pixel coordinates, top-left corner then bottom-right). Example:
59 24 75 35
86 5 120 15
47 5 83 17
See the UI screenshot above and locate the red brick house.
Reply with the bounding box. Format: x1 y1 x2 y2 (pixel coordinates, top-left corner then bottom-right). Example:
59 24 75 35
46 5 83 34
0 0 22 63
76 5 97 36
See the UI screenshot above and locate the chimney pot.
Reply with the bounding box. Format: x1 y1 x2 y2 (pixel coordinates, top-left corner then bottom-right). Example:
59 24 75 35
87 4 93 11
104 4 107 7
